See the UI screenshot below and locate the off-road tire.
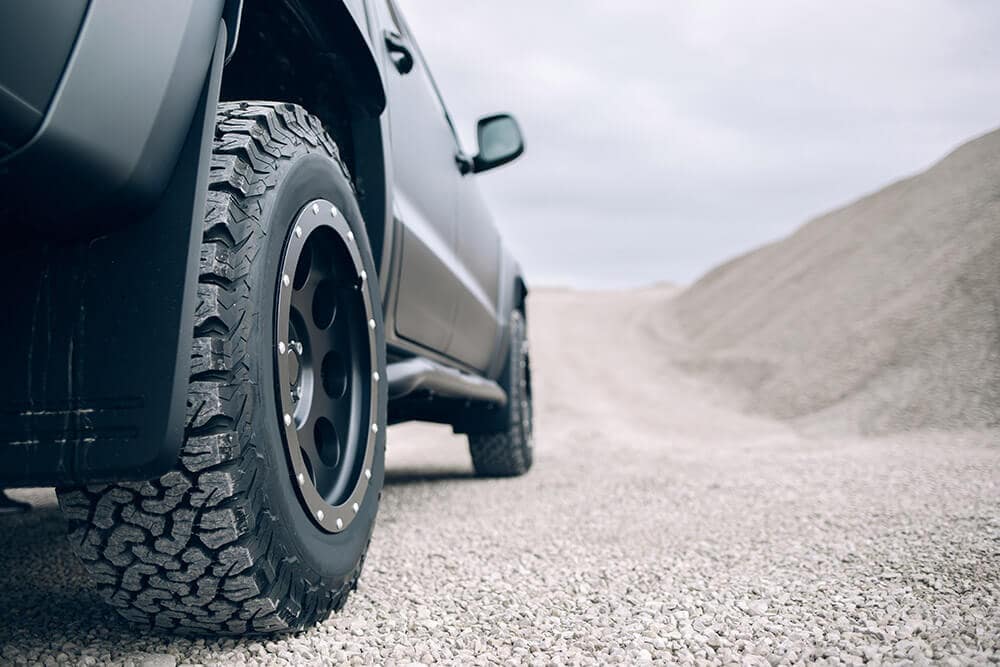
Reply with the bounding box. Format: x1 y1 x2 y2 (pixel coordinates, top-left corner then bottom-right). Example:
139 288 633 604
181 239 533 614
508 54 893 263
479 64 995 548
57 102 387 635
468 310 533 477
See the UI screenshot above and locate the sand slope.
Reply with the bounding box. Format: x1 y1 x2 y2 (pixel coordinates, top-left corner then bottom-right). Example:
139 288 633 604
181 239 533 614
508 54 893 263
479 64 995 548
675 128 1000 434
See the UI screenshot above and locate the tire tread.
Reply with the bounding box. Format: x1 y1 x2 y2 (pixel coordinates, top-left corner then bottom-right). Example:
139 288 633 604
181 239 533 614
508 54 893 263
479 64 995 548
58 102 365 635
468 311 534 477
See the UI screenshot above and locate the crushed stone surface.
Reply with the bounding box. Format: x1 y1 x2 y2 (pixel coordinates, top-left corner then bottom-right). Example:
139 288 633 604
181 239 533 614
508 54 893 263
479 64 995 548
1 287 998 665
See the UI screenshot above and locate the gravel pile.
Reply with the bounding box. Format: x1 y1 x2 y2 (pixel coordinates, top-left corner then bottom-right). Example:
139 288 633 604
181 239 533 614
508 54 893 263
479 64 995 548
674 128 1000 435
1 288 998 664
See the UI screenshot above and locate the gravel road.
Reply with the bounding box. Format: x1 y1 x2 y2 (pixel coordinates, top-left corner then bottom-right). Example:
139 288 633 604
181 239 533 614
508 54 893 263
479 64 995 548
1 287 998 665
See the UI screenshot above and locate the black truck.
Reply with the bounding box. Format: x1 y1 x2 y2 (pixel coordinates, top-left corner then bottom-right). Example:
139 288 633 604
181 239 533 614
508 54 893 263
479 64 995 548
0 0 532 635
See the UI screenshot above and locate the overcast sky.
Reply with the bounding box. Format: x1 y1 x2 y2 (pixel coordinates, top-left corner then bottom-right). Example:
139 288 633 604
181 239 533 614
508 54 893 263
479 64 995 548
396 1 1000 287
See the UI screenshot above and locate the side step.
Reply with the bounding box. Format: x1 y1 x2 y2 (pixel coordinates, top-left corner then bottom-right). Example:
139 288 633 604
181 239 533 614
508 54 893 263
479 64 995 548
386 358 507 406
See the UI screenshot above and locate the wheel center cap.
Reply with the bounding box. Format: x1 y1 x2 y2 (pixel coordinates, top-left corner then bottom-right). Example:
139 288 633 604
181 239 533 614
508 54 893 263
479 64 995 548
287 339 304 402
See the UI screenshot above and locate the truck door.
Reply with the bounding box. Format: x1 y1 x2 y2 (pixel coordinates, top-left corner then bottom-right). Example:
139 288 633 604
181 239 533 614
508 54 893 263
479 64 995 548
373 0 463 354
447 187 503 371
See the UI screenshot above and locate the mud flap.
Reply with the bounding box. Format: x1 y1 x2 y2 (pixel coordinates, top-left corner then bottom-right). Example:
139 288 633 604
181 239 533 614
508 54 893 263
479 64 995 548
0 26 226 487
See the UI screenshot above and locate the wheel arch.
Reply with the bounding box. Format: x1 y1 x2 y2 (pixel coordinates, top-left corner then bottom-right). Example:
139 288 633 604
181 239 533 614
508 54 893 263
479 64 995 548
490 252 529 380
220 0 391 277
514 274 529 316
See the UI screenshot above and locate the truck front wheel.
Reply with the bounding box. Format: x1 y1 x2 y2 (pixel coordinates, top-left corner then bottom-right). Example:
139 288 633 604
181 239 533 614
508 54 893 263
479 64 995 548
468 310 534 477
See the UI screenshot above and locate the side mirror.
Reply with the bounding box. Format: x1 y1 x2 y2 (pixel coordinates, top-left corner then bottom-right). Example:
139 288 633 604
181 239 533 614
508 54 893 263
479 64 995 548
472 114 525 174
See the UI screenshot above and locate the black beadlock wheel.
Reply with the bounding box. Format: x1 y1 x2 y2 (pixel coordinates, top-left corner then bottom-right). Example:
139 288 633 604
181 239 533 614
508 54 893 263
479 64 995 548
57 102 387 636
468 310 534 477
276 199 379 534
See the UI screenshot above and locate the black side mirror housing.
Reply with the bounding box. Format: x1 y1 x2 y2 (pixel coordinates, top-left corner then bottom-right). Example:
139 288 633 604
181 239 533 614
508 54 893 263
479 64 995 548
472 114 525 174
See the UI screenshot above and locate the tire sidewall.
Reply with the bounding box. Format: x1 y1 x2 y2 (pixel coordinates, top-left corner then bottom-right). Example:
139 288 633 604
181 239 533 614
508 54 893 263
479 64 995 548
246 151 386 580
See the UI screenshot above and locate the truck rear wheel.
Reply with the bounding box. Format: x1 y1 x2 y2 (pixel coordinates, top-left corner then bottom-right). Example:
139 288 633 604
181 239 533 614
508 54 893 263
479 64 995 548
468 310 534 477
57 102 386 635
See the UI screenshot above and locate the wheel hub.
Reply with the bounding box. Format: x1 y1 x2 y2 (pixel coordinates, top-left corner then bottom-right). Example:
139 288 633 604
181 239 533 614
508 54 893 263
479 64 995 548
287 338 304 403
275 200 378 533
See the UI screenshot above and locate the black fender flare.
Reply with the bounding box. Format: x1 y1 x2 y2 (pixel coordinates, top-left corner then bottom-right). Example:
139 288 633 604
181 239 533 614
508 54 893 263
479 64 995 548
0 0 227 217
486 251 529 382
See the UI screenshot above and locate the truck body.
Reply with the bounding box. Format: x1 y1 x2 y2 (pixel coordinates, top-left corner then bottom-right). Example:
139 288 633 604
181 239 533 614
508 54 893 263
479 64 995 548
0 0 533 635
0 0 526 487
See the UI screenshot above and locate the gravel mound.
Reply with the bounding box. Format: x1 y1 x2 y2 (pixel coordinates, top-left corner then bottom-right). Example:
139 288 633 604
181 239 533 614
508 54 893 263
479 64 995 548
674 128 1000 435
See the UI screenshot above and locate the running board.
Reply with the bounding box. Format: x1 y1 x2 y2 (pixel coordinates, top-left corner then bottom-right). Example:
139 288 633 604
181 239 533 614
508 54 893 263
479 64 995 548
386 358 507 406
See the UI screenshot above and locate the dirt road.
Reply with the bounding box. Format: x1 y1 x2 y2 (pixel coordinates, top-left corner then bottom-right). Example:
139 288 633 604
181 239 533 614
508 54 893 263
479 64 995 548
2 287 997 664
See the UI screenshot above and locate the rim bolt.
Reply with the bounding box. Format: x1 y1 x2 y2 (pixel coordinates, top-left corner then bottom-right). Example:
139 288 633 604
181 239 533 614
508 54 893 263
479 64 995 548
368 319 376 330
316 510 324 521
282 274 290 287
283 414 292 427
330 206 339 217
373 371 380 383
364 469 371 480
294 225 302 238
347 231 355 242
297 473 304 485
352 502 359 513
371 423 379 434
360 270 367 282
295 341 304 355
311 203 319 215
336 517 343 530
278 341 287 355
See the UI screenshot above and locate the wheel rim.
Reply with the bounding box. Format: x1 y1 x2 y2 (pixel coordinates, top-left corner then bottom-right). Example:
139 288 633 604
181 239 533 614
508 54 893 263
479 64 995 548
275 200 378 533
